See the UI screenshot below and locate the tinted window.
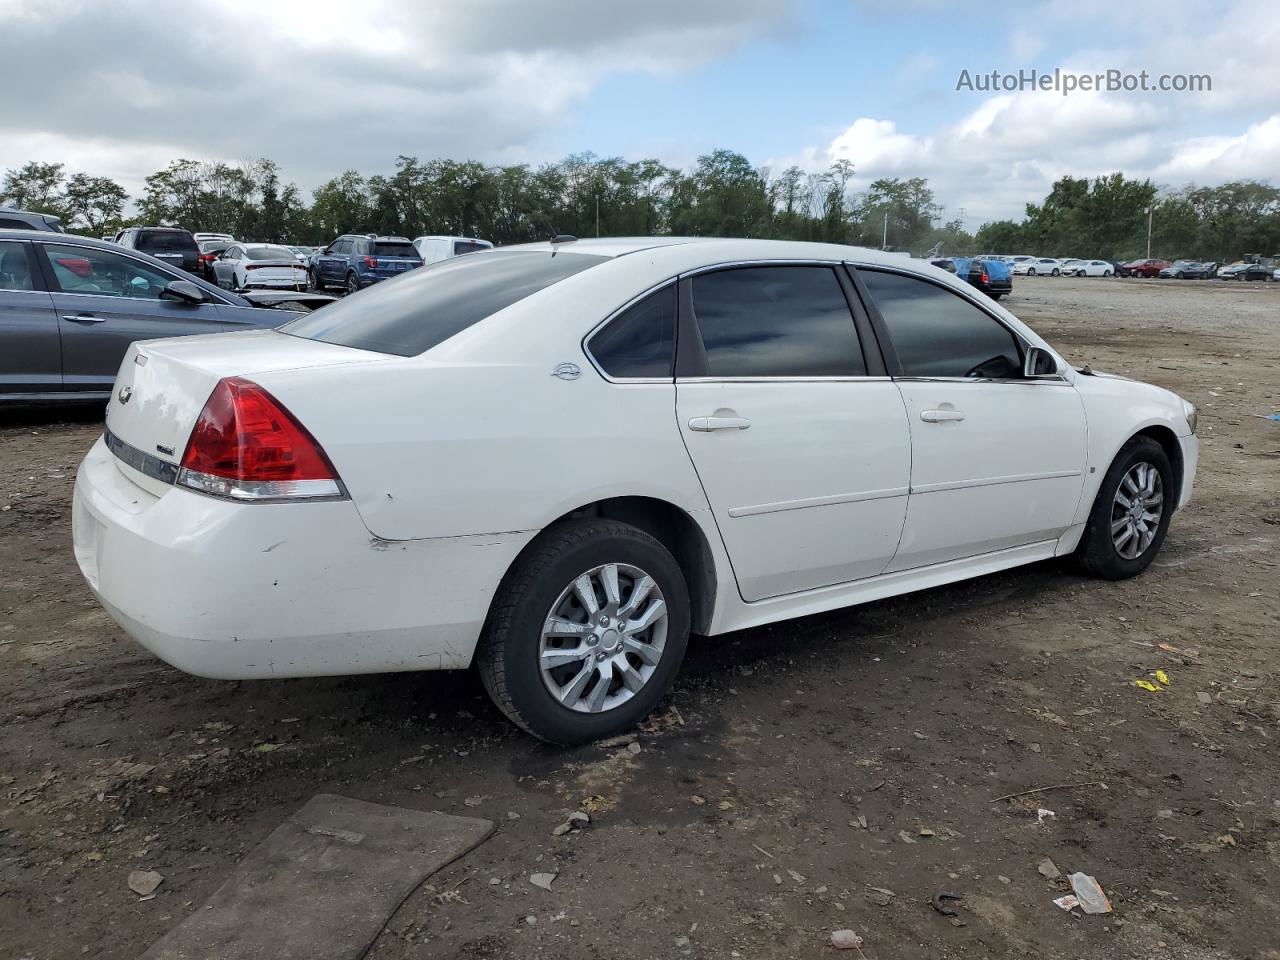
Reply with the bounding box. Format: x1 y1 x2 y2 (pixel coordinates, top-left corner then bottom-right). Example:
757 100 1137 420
136 230 197 253
588 285 675 379
281 250 607 356
0 217 33 230
370 241 419 258
244 246 296 261
0 241 35 290
41 243 177 299
690 266 865 378
454 241 490 256
199 240 231 254
861 270 1022 379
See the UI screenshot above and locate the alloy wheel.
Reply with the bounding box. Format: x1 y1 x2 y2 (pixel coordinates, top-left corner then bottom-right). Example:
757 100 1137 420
538 562 668 714
1111 461 1164 560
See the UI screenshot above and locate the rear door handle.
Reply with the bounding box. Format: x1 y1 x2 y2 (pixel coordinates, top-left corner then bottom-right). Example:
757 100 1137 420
62 314 105 324
920 408 965 423
688 416 751 432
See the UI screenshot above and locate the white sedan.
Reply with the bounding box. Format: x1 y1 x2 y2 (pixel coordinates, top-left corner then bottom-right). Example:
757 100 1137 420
1073 260 1116 277
1014 257 1062 276
72 238 1198 744
211 243 309 291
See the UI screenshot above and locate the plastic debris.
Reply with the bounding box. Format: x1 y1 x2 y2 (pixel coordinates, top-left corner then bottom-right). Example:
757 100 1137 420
831 929 863 950
1036 808 1056 824
1134 680 1160 692
1053 894 1081 911
1154 670 1170 686
1068 872 1112 914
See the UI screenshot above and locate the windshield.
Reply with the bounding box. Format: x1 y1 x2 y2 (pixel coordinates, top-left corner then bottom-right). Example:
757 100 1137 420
281 250 606 357
244 246 297 261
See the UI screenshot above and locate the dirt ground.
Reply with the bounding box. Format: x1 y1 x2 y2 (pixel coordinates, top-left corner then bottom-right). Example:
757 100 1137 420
2 276 1278 960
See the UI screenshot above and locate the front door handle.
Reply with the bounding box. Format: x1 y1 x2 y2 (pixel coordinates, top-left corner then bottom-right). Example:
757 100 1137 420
688 415 751 432
920 408 965 423
62 314 106 324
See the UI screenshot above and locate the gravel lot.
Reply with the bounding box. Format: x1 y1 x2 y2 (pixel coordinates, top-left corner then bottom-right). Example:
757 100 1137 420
2 276 1278 960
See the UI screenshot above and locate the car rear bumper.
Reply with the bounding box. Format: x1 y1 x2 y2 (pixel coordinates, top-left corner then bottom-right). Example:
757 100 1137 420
72 436 535 679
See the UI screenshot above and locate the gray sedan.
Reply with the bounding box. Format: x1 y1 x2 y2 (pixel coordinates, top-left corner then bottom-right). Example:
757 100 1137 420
0 231 334 403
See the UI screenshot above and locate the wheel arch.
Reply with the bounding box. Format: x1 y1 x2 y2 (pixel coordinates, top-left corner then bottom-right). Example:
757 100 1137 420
491 496 719 635
1132 425 1184 509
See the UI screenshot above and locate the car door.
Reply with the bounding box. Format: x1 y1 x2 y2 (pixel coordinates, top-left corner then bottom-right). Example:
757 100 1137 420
675 263 912 602
0 238 62 396
321 240 348 283
34 240 231 394
212 245 241 289
855 267 1087 571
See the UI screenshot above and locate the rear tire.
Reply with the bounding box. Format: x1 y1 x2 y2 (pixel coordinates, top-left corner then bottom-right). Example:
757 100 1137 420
477 518 691 745
1076 436 1174 580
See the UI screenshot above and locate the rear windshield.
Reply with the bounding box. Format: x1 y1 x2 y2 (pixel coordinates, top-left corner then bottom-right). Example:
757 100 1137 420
280 250 606 356
244 246 297 261
138 230 197 253
370 241 420 258
453 241 490 256
199 240 231 253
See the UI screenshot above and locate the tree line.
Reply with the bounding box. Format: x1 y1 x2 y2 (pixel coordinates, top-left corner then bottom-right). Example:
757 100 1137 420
3 153 1278 262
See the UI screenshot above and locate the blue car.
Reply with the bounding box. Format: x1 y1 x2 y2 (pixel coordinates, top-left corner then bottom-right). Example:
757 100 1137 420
0 230 334 404
309 234 424 294
930 256 1013 300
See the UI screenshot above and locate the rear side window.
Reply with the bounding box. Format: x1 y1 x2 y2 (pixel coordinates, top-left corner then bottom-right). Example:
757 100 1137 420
587 285 675 379
137 231 197 253
281 250 607 356
454 241 489 256
860 269 1022 379
370 241 419 258
690 266 866 378
0 241 35 290
0 217 34 230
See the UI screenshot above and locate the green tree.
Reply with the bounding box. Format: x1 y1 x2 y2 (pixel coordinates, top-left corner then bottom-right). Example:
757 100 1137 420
2 161 69 216
63 174 128 235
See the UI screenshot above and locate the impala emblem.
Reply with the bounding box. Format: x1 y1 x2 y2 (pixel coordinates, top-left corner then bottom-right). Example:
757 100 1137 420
552 362 581 381
117 385 133 405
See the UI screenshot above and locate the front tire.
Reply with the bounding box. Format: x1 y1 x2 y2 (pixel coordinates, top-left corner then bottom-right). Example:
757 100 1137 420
1051 268 1060 276
309 267 323 291
477 518 691 745
346 272 360 295
1076 436 1174 580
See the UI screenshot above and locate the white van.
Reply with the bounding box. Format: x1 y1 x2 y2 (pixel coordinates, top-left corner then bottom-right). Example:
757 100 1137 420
413 235 494 265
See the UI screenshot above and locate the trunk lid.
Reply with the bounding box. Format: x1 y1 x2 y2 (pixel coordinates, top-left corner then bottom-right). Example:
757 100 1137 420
103 329 387 496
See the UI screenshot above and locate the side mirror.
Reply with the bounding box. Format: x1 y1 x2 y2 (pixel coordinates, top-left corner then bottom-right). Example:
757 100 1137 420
1023 346 1059 378
160 279 206 304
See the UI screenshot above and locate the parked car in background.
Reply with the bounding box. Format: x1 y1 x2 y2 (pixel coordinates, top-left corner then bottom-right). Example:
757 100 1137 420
1070 260 1116 277
1015 258 1061 276
1004 255 1036 266
1122 258 1169 278
0 230 333 403
193 232 235 244
1238 262 1273 281
310 235 425 294
968 256 1014 298
286 245 317 264
196 239 234 281
1158 260 1213 279
0 208 67 233
70 236 1199 744
413 235 494 265
212 243 309 291
116 227 201 276
1058 258 1084 275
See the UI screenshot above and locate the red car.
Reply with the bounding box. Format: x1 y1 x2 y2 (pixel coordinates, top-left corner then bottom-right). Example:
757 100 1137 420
1122 258 1170 278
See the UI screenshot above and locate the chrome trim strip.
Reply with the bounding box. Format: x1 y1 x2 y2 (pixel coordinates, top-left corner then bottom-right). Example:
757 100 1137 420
727 486 910 518
893 375 1069 385
104 427 178 485
910 469 1082 495
0 287 51 297
678 375 893 384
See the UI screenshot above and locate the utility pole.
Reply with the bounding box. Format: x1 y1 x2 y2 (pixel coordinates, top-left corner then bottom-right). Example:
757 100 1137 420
882 212 888 250
1146 205 1154 259
595 194 600 238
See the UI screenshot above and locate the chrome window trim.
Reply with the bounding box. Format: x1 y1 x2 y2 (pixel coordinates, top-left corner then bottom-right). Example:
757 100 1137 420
677 375 893 384
580 278 679 384
893 375 1069 385
0 287 52 297
32 238 233 306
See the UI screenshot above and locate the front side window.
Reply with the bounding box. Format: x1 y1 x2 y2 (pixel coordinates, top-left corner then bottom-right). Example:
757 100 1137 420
281 250 607 356
860 269 1022 379
690 266 866 378
0 241 35 290
587 284 675 379
41 243 176 299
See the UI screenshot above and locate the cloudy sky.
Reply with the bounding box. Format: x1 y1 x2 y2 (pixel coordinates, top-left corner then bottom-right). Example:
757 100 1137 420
2 0 1277 225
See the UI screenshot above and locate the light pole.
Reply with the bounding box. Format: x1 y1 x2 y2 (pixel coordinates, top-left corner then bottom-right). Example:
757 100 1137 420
1146 205 1154 259
882 212 889 250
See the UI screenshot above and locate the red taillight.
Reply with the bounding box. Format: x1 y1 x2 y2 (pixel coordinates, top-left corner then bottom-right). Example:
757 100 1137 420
363 256 378 268
199 252 217 262
981 272 989 284
177 377 344 501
